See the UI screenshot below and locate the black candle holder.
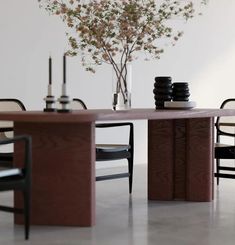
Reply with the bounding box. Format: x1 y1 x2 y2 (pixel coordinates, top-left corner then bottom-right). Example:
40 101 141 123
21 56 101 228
153 76 172 109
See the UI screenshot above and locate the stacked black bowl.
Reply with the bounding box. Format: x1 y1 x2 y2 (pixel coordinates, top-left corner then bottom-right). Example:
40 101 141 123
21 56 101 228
172 82 190 101
153 77 172 109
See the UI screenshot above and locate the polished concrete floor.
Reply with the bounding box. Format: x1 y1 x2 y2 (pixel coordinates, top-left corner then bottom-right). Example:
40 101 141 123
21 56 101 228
1 164 235 244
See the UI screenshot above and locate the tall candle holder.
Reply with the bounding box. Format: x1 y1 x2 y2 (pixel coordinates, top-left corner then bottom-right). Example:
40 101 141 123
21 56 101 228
57 83 71 113
57 54 71 113
43 84 56 112
44 56 56 112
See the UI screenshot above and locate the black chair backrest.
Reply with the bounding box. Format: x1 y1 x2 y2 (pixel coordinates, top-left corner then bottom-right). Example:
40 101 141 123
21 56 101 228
215 98 235 137
71 98 87 110
0 98 26 111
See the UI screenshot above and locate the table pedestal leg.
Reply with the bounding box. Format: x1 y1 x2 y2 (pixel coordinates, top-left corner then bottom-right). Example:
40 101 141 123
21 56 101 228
14 122 96 226
148 118 214 202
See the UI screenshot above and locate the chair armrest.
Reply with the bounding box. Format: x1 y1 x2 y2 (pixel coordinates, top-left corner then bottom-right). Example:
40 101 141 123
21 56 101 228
0 135 32 178
95 122 134 154
0 135 31 146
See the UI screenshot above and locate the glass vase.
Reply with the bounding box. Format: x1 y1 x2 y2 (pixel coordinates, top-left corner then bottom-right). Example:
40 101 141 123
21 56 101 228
112 63 132 110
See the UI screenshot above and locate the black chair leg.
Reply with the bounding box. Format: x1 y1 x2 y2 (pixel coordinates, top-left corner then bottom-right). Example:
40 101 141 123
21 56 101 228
216 159 220 185
23 190 30 240
128 157 133 194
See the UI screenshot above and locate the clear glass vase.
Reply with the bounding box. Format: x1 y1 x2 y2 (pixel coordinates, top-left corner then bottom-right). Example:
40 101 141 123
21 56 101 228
112 63 132 110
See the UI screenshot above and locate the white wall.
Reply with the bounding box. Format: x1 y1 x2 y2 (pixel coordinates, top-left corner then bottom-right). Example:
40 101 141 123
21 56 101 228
1 0 235 164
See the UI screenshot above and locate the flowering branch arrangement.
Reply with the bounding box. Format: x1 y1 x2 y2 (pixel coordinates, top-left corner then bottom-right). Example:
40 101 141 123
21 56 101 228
38 0 207 108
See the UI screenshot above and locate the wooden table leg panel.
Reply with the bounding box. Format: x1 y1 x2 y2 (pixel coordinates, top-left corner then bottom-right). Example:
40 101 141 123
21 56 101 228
14 122 96 226
148 120 174 200
174 120 187 200
186 118 214 202
148 118 214 202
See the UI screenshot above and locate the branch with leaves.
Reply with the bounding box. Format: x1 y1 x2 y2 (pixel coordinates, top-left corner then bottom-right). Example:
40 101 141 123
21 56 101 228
38 0 207 107
38 0 207 71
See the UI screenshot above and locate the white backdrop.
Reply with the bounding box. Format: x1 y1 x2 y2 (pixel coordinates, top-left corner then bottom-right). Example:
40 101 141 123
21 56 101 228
1 0 235 165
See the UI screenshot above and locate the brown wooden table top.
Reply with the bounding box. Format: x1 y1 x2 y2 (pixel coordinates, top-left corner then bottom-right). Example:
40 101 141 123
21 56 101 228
0 108 235 123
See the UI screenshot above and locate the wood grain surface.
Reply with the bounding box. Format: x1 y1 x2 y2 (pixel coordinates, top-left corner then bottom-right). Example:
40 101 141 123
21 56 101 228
148 120 174 200
186 118 214 201
174 119 187 200
148 118 214 202
14 122 96 226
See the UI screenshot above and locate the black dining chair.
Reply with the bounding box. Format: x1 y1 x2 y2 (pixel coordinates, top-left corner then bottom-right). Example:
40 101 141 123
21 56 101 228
71 98 134 193
0 135 32 240
0 99 26 168
214 98 235 185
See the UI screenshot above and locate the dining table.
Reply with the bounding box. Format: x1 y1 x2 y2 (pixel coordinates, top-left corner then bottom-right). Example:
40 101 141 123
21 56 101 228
0 108 235 226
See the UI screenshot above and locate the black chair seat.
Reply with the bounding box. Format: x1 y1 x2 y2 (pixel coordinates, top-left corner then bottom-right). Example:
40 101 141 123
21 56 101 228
96 144 130 152
96 144 131 161
0 152 13 160
0 178 26 191
215 144 235 159
0 152 14 167
96 151 131 161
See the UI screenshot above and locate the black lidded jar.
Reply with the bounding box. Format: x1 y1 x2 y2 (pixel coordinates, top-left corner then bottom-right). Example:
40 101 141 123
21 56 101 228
153 76 172 109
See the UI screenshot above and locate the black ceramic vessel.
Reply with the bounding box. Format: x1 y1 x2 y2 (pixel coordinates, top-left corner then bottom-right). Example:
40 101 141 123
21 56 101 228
172 82 190 101
153 76 172 109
